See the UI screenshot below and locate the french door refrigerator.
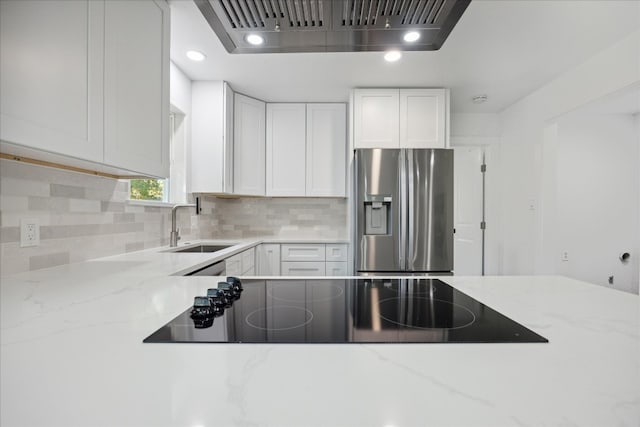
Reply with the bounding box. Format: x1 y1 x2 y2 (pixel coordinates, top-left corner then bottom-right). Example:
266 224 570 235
354 148 454 274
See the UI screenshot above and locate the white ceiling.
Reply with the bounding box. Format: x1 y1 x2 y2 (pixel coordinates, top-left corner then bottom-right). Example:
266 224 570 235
169 0 640 113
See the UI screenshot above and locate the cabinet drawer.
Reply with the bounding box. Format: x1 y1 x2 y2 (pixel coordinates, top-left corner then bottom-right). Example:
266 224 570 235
325 262 348 276
281 262 326 276
325 244 348 262
281 244 325 262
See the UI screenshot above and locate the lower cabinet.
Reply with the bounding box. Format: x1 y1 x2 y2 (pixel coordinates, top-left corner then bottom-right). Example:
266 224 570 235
273 243 348 277
257 244 281 275
325 262 348 276
226 247 255 276
281 261 326 276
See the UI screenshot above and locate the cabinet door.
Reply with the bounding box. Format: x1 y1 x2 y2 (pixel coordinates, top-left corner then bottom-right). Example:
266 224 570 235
234 94 266 195
103 0 170 177
225 253 242 276
257 244 281 276
353 89 399 148
266 104 306 196
400 89 446 149
306 104 347 197
0 0 104 162
241 247 256 274
190 81 233 194
281 262 326 276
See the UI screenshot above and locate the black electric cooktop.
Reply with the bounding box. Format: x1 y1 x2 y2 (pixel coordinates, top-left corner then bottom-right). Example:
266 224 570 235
144 278 548 344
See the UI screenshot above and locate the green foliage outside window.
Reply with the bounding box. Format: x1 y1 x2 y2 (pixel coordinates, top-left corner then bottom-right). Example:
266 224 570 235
130 179 164 201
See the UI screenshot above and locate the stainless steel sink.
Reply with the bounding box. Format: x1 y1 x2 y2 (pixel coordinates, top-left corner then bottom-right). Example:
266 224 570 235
173 245 232 253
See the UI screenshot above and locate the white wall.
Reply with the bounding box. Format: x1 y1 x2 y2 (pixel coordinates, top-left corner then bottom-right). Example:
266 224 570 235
498 30 640 279
553 114 639 293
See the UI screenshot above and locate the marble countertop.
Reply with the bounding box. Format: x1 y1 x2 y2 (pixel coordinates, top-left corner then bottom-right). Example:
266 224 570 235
1 241 638 427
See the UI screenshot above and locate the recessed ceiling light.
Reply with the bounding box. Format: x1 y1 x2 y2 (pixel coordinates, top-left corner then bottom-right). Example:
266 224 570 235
384 50 402 62
403 31 420 42
472 94 488 104
246 34 264 45
186 50 206 61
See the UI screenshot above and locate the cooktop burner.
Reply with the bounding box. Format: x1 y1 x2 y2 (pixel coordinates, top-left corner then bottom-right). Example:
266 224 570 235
143 278 548 344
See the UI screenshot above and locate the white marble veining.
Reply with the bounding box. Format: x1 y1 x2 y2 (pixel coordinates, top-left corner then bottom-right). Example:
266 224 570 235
1 246 638 427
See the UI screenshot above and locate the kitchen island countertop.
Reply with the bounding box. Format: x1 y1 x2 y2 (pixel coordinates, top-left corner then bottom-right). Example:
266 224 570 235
1 242 638 427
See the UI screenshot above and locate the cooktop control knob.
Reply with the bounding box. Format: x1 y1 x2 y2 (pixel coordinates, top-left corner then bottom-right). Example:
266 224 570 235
226 276 243 293
217 282 236 304
190 296 214 318
206 288 227 312
192 315 214 329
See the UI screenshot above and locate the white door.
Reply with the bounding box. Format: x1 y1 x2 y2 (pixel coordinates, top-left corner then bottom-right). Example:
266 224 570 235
400 89 446 148
353 89 399 148
234 93 266 196
453 147 484 275
266 103 306 196
306 103 346 197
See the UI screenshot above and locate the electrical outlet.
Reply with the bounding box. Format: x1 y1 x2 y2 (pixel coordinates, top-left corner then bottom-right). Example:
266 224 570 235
561 251 569 261
20 218 40 247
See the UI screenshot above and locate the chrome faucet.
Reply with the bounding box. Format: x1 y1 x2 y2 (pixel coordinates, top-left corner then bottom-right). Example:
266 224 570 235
170 197 200 247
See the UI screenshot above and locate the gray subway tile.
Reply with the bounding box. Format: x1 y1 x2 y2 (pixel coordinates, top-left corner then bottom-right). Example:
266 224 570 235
0 227 19 243
29 252 70 271
50 183 85 199
101 201 125 212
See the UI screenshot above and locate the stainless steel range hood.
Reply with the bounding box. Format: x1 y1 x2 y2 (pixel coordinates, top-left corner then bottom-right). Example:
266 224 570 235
195 0 471 53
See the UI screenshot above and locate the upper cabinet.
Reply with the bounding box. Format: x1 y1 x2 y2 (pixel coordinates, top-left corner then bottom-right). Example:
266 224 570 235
0 0 170 178
266 103 306 196
353 88 448 149
306 103 346 197
266 103 346 197
190 81 234 194
0 0 104 163
103 0 169 178
234 93 266 196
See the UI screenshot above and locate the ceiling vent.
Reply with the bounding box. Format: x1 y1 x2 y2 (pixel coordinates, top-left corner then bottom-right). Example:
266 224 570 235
195 0 471 53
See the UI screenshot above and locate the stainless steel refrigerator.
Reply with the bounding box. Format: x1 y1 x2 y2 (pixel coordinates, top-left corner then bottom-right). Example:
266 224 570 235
354 148 454 274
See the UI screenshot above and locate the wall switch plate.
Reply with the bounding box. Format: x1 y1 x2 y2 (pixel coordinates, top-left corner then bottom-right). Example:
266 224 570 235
20 218 40 247
561 251 569 262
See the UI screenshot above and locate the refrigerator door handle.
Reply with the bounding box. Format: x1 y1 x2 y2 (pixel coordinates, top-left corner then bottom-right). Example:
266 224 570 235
407 149 415 271
399 150 407 270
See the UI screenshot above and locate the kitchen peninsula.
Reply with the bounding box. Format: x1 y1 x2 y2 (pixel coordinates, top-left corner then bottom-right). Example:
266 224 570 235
1 242 638 427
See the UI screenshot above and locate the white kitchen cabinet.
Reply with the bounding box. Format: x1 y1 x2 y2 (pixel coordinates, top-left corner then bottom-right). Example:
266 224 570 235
306 104 347 197
353 89 399 148
0 0 170 178
325 244 348 262
281 244 326 262
257 244 281 276
103 0 169 177
353 88 448 149
325 262 348 276
191 81 234 193
0 0 104 163
226 247 255 276
399 89 446 148
266 104 306 196
234 93 266 196
281 261 326 276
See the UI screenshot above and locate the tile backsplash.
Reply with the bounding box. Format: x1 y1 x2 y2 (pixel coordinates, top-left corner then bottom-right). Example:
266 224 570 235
0 159 348 275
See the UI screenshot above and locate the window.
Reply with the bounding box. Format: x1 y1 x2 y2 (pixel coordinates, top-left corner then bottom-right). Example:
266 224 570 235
129 111 186 203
